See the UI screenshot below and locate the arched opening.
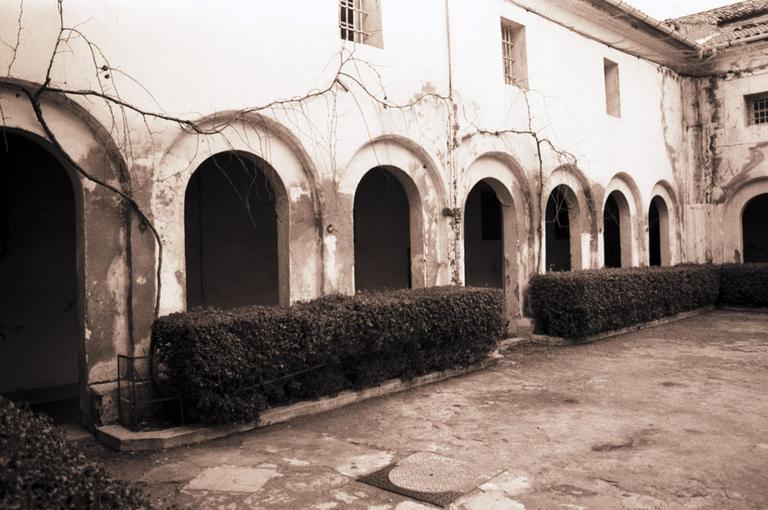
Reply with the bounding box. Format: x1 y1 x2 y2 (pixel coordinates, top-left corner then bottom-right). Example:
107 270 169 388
545 185 578 271
354 166 412 291
185 152 287 309
743 193 768 263
0 133 82 423
464 180 503 288
648 195 670 266
603 190 631 268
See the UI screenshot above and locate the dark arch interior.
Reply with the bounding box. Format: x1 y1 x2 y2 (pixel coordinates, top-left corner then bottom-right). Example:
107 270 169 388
0 133 81 422
743 193 768 263
354 167 411 291
649 197 662 267
185 152 280 309
604 192 622 268
464 181 503 288
545 185 571 272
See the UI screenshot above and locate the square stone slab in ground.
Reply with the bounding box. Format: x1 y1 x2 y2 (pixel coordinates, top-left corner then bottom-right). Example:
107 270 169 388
358 451 501 507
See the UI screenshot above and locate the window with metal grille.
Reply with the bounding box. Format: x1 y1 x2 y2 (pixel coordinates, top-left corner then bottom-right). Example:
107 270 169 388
747 93 768 125
500 20 527 89
339 0 383 48
502 24 515 85
340 0 367 43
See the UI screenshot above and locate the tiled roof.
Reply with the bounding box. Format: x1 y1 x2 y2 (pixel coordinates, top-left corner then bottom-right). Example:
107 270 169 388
665 0 768 47
670 0 768 25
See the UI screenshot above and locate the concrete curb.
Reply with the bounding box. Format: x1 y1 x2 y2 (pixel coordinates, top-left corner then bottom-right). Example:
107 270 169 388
719 305 768 314
96 351 503 452
498 337 531 352
529 306 716 346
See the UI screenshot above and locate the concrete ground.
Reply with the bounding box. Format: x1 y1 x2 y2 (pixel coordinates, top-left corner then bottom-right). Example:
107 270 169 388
78 310 768 509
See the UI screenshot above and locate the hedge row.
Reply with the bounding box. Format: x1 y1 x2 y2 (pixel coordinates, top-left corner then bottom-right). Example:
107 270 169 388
529 263 768 338
529 265 720 338
152 286 504 424
0 397 151 510
719 263 768 307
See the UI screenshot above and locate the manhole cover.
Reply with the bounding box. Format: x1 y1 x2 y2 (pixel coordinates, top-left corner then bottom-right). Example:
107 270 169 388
358 452 490 507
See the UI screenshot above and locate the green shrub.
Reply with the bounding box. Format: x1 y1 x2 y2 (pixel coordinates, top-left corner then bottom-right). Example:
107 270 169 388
0 397 151 510
529 265 720 338
719 263 768 307
152 286 503 424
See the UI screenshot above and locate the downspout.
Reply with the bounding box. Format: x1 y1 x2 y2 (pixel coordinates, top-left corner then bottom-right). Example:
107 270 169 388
444 0 462 285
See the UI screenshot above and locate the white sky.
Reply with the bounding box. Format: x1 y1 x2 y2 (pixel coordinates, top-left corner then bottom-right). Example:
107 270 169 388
625 0 737 20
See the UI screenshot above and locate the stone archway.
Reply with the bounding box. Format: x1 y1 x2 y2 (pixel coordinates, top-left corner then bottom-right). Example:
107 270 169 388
722 178 768 263
743 193 768 263
462 154 531 334
339 137 450 295
157 113 323 313
0 86 134 426
0 133 82 423
542 165 597 272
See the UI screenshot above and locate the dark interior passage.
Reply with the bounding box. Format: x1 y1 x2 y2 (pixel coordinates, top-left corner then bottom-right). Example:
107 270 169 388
0 133 80 407
185 153 280 309
649 198 662 267
545 186 571 272
354 167 411 291
464 181 503 287
604 192 622 268
743 193 768 263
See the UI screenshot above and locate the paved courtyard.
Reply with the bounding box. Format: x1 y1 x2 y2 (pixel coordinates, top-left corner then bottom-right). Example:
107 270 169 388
79 310 768 509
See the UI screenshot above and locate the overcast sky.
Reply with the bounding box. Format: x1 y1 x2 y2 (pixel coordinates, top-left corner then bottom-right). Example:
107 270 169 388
626 0 736 20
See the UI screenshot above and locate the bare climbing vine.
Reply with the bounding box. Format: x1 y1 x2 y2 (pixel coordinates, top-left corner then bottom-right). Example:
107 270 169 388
0 0 583 325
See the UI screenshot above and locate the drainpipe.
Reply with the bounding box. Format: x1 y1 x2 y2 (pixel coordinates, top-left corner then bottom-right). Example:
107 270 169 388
444 0 462 285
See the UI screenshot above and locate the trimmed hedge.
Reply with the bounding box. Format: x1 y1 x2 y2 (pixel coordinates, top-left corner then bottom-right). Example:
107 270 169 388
152 286 504 424
719 263 768 307
529 265 720 338
0 397 151 510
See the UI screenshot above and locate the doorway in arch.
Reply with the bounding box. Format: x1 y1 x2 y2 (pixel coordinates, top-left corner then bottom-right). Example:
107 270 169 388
185 152 285 309
0 133 82 424
464 180 503 288
743 193 768 263
354 167 412 291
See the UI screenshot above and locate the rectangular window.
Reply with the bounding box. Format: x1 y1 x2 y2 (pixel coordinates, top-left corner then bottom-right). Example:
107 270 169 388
604 58 621 117
339 0 383 48
746 93 768 125
340 0 366 43
501 20 528 89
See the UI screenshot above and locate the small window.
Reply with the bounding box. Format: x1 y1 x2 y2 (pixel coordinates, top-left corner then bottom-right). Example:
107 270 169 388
746 93 768 125
604 58 621 117
501 20 528 89
339 0 383 48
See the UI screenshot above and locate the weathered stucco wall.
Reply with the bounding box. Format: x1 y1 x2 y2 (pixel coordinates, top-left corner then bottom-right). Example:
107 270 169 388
2 0 751 425
677 43 768 264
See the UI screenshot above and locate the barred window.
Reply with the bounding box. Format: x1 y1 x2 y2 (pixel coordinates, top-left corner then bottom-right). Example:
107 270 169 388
339 0 383 48
501 24 515 85
500 20 527 89
747 93 768 125
340 0 367 43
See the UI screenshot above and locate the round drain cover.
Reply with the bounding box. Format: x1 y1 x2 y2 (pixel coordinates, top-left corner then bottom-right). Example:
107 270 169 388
388 452 475 493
